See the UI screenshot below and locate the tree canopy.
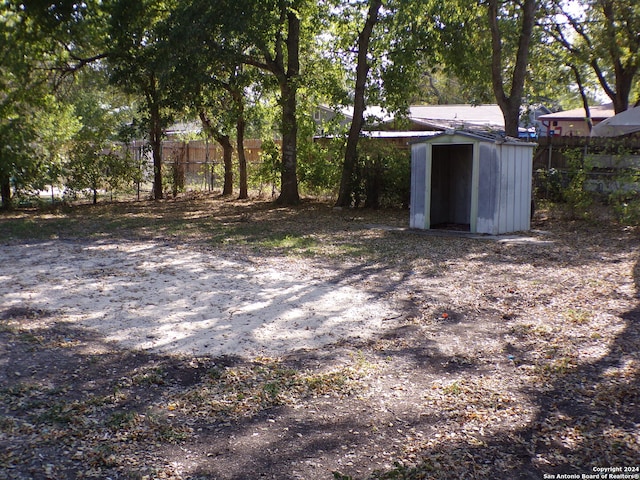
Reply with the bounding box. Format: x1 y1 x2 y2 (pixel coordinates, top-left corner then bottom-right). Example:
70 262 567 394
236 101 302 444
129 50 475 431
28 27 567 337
2 0 640 208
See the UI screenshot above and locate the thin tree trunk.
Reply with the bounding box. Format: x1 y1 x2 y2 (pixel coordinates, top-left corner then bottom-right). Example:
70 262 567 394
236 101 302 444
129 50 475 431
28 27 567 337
336 0 382 207
0 174 11 210
232 89 248 199
236 115 248 199
570 64 593 132
219 135 233 196
151 132 163 200
148 83 164 200
199 111 233 195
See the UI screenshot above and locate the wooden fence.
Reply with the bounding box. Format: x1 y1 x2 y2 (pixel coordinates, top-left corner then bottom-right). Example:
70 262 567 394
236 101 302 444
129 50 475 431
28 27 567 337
122 134 638 197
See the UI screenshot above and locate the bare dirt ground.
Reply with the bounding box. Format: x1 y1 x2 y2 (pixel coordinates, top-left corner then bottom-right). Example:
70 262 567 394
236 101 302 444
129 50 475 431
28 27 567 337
0 195 638 480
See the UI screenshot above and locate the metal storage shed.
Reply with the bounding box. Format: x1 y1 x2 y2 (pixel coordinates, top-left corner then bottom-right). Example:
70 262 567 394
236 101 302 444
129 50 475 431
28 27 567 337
410 131 536 235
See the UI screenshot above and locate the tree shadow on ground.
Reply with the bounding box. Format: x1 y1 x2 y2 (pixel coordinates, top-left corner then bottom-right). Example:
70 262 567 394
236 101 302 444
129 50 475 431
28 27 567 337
359 255 640 479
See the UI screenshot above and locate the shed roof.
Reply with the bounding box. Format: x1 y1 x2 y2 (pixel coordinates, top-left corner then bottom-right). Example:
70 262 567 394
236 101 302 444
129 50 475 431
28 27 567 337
410 130 537 146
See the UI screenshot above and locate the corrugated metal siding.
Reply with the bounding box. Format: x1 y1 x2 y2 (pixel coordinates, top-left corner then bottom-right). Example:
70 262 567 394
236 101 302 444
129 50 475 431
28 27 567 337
519 145 533 231
410 132 534 235
477 143 498 234
410 144 427 229
496 144 532 234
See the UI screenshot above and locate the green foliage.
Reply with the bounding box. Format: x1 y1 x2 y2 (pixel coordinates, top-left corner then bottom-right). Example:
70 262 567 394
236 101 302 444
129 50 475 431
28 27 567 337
415 0 493 104
537 148 595 219
296 115 342 195
609 167 640 226
356 140 411 209
298 146 341 195
333 473 354 480
251 139 281 197
64 73 139 203
546 0 640 112
535 167 565 203
562 149 593 219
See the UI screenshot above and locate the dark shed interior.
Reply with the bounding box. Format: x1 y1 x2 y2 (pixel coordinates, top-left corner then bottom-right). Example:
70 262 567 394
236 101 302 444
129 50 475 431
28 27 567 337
429 144 473 230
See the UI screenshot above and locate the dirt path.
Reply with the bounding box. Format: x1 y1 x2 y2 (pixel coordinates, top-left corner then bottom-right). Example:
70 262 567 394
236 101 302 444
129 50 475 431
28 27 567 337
0 240 399 358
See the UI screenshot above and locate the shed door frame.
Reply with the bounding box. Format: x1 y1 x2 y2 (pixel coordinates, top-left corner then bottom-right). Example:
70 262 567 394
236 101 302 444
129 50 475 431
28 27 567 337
423 140 480 232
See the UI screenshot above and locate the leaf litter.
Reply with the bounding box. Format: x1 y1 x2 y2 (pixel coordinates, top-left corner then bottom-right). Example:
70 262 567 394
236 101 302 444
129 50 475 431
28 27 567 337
0 195 638 479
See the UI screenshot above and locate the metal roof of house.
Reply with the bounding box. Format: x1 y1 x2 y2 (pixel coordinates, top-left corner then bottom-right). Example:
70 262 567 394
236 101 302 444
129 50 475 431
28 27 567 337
408 104 506 130
336 104 506 130
165 121 202 136
361 130 441 138
537 104 614 121
591 106 640 137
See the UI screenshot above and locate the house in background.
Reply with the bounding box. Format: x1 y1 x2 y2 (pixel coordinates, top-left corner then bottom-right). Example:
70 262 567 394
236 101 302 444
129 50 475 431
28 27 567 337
407 105 506 131
537 104 615 137
314 104 550 139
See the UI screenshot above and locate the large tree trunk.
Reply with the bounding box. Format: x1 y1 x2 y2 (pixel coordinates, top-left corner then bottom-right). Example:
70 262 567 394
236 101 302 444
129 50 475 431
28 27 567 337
275 11 301 206
488 0 536 138
277 81 300 205
336 0 382 207
611 71 635 113
600 0 636 113
0 174 11 210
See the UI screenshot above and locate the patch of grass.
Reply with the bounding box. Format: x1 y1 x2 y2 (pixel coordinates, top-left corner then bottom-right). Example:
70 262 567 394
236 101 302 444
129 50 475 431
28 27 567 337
131 367 166 387
259 233 315 248
152 421 191 443
0 382 53 413
251 232 320 256
18 331 44 345
86 444 119 469
441 381 463 396
107 410 141 430
564 308 592 324
105 410 191 444
508 323 552 338
172 358 364 420
35 400 90 426
534 356 577 378
0 416 16 433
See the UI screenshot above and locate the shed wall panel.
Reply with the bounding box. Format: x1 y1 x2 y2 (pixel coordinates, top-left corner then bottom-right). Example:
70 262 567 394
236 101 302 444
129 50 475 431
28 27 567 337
497 148 507 234
477 143 498 234
507 147 517 233
518 148 533 231
410 144 427 228
509 147 523 231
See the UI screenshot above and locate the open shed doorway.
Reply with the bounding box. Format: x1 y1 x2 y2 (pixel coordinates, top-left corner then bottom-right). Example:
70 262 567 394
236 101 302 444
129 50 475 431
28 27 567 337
430 144 473 231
